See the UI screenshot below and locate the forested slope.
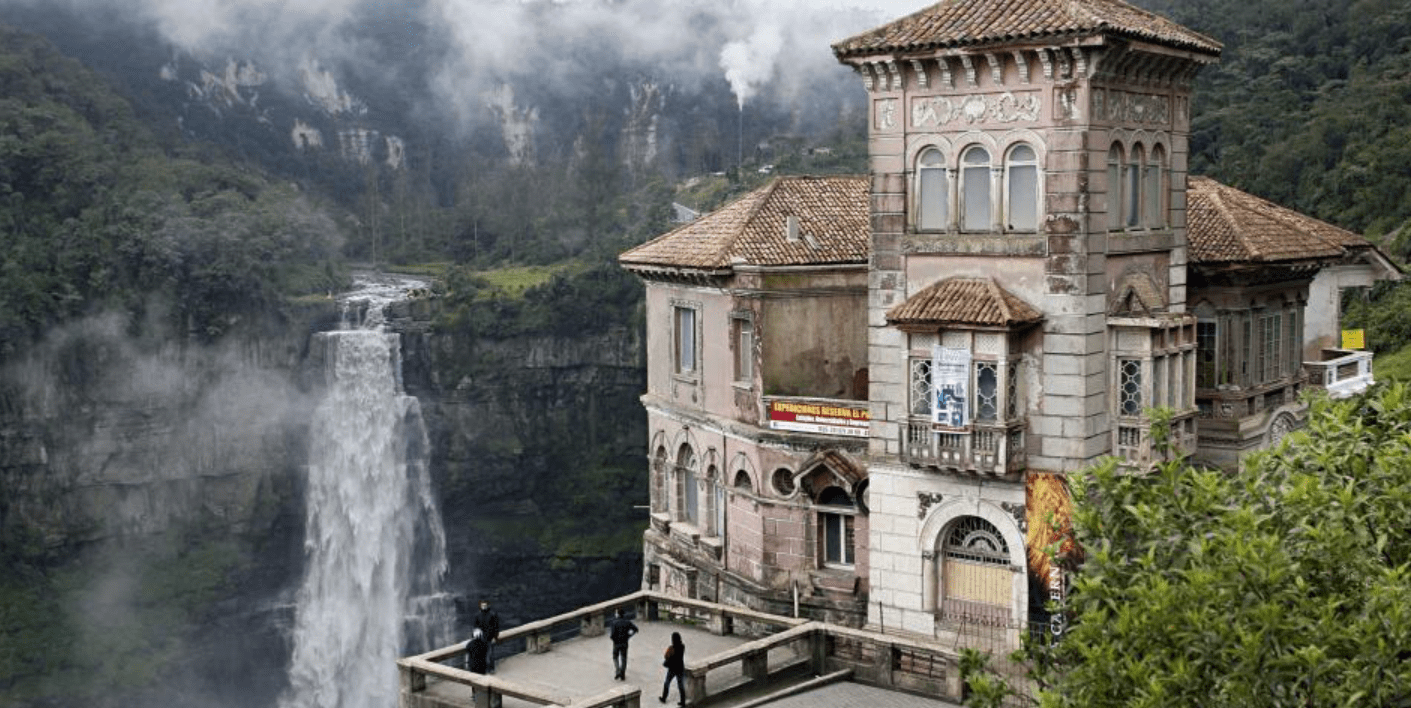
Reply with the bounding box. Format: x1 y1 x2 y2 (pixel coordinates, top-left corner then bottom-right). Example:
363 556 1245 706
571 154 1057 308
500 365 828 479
0 26 347 353
1137 0 1411 251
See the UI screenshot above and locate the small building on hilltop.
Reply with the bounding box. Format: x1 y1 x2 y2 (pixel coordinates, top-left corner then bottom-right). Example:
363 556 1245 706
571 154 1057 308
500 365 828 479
620 0 1396 652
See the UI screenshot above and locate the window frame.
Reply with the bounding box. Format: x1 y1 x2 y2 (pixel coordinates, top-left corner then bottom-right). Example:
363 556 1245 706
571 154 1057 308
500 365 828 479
1144 144 1166 228
732 314 754 385
960 145 993 233
672 303 699 377
1107 144 1124 231
818 487 858 568
1125 143 1144 228
1004 143 1039 233
916 147 950 232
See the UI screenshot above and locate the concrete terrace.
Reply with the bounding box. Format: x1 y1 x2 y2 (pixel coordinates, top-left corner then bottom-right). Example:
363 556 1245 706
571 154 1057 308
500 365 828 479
399 591 964 708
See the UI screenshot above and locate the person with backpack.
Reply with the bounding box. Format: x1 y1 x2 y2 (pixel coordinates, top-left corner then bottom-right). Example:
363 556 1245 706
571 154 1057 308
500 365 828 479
659 631 686 705
606 607 639 681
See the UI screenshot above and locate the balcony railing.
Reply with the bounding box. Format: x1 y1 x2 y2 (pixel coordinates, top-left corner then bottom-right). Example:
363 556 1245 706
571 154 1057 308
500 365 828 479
1114 413 1198 468
902 420 1025 477
1304 349 1374 399
398 590 966 708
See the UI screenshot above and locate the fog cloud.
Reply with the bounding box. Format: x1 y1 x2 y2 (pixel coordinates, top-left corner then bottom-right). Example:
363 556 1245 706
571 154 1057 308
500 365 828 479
3 0 929 128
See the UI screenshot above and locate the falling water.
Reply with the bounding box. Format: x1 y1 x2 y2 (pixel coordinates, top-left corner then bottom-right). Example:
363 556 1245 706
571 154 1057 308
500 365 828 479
280 274 453 708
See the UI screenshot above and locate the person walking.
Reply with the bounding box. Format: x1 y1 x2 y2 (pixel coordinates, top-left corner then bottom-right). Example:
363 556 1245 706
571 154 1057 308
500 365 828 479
659 631 686 705
606 608 639 680
472 599 501 673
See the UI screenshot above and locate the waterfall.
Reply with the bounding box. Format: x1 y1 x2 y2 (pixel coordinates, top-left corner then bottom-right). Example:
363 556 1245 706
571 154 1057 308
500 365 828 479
280 274 453 708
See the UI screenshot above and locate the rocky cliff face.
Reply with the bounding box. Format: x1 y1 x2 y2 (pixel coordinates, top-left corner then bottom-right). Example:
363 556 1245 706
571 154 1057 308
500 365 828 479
0 296 647 706
392 297 649 626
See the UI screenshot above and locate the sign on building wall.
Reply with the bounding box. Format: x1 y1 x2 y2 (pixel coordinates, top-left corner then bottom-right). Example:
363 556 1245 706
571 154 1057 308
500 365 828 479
1342 329 1366 350
1025 473 1077 640
932 346 970 429
767 400 869 437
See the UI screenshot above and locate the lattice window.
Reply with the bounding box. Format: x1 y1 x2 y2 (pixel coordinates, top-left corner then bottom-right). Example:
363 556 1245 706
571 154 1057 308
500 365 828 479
975 332 1003 356
1260 314 1283 383
1196 321 1218 388
1119 358 1143 417
910 357 933 417
975 362 998 422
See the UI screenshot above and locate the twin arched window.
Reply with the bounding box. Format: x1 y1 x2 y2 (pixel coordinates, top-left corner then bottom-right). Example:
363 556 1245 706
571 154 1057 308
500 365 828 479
916 143 1039 233
1108 142 1166 230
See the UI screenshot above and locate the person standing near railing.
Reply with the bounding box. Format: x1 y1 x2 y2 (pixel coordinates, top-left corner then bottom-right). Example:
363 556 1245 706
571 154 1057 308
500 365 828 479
659 631 686 706
607 607 639 681
473 599 501 673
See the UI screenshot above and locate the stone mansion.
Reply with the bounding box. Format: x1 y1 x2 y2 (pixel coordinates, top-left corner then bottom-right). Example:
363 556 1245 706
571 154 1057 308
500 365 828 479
617 0 1398 646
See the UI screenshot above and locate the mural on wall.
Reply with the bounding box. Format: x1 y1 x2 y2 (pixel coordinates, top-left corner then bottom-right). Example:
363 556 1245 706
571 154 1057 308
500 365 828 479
1025 472 1077 637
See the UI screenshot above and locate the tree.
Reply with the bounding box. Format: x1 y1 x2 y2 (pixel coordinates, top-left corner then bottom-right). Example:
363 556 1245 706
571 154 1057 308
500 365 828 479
1018 390 1411 707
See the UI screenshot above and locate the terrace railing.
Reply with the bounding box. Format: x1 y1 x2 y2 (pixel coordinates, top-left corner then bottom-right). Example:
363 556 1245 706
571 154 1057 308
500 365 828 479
397 590 966 708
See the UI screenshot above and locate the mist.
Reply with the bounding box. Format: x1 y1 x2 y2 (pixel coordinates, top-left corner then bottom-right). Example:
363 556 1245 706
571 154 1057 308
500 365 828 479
0 0 921 132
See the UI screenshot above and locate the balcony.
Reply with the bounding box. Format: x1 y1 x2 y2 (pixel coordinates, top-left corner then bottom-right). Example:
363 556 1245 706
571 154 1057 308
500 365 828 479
1304 349 1374 399
397 590 967 708
902 420 1025 477
1113 413 1198 468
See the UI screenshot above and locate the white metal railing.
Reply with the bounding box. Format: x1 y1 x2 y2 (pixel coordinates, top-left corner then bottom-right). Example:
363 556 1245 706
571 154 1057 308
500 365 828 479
1304 349 1374 399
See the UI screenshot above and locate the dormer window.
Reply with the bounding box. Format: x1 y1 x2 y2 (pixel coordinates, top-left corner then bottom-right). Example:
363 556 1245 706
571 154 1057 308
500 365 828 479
961 146 992 232
917 148 949 231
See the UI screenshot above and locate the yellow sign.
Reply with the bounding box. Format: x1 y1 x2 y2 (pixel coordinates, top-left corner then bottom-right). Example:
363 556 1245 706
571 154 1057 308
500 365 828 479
1342 329 1366 350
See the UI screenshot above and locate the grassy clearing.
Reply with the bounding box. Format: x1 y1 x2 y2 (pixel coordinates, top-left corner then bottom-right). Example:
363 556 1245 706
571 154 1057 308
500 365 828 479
1374 344 1411 381
475 264 572 296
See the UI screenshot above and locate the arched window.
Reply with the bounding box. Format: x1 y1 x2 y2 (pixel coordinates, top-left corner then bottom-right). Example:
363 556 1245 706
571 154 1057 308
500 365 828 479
917 147 949 231
706 465 725 537
677 444 697 524
732 469 753 492
1005 143 1039 232
961 146 992 232
1145 145 1165 228
818 487 856 567
939 516 1011 625
1126 144 1144 228
1107 144 1124 231
652 446 668 514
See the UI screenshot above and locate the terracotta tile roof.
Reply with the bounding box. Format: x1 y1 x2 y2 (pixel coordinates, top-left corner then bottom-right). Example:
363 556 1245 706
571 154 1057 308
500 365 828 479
887 277 1043 328
832 0 1221 59
619 176 869 271
1186 176 1365 265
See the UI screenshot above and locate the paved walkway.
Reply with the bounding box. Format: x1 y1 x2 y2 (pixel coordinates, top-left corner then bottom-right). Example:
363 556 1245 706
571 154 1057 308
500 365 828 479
419 621 958 708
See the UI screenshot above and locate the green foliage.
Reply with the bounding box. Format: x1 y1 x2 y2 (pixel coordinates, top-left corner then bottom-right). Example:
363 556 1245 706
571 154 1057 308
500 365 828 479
1342 279 1411 355
1024 384 1411 706
0 533 250 704
0 26 347 351
1136 0 1411 244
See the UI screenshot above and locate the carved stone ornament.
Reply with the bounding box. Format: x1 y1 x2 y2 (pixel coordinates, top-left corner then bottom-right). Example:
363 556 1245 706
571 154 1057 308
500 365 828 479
918 491 945 519
1000 501 1028 534
876 98 898 130
911 92 1041 128
1094 89 1171 125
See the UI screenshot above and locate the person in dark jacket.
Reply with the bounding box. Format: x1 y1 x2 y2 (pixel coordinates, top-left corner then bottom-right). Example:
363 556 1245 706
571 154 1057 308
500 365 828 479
606 608 639 680
465 628 489 674
472 599 501 672
659 631 686 705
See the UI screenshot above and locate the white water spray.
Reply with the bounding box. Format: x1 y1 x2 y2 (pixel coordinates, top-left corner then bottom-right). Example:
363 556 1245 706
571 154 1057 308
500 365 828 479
281 274 452 708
